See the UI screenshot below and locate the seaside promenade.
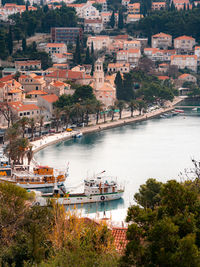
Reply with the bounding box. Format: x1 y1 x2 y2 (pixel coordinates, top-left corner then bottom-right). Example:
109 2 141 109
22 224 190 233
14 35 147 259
31 97 183 153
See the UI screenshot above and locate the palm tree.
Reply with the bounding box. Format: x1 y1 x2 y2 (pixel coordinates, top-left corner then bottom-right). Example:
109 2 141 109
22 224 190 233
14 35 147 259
19 117 29 138
71 103 83 124
115 100 125 120
29 118 36 140
129 100 138 117
137 100 147 115
53 107 62 132
95 101 104 124
26 145 33 169
5 123 21 144
38 115 44 136
108 105 116 121
17 137 29 165
62 105 72 128
83 99 95 126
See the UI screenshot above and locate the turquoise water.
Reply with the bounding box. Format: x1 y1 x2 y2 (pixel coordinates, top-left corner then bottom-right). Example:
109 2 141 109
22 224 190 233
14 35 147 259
35 111 200 221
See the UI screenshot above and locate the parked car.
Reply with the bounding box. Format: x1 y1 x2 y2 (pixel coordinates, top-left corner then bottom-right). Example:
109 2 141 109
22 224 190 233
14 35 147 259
66 128 72 132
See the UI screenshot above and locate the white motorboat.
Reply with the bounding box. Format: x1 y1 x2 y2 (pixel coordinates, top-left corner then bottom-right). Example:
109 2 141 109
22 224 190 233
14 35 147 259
33 173 124 206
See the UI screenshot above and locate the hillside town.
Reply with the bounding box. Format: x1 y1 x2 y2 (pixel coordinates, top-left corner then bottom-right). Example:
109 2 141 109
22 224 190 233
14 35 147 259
1 0 200 265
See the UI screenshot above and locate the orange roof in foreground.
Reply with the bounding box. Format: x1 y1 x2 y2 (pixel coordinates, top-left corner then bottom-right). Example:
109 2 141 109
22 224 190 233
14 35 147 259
39 94 58 103
112 227 128 254
158 76 170 80
178 73 193 79
0 75 14 82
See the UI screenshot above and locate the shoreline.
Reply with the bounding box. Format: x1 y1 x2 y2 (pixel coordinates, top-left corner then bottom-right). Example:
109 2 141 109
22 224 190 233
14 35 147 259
31 97 183 154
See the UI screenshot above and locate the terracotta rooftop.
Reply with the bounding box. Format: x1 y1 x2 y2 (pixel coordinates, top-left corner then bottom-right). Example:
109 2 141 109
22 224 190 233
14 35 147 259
112 227 128 254
9 101 39 112
157 76 170 80
178 73 193 79
171 55 197 59
47 43 66 48
39 94 58 103
28 90 47 95
0 75 14 82
152 32 171 38
174 35 195 41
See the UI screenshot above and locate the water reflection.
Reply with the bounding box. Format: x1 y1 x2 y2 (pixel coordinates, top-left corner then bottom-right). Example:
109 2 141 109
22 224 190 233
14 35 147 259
65 198 125 214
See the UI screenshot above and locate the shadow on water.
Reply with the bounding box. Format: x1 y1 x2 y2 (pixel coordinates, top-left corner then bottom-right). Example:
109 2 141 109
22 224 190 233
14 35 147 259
65 198 125 214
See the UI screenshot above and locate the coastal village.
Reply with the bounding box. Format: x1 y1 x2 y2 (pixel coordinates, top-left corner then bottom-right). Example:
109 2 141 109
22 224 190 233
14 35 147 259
1 0 200 265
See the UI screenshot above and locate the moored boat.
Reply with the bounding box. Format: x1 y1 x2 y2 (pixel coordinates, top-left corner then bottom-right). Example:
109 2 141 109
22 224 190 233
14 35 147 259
174 109 184 113
34 174 124 206
0 155 68 193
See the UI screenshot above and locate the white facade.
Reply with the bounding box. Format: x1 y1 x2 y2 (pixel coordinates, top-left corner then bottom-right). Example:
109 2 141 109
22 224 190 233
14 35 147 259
87 36 111 51
171 55 197 72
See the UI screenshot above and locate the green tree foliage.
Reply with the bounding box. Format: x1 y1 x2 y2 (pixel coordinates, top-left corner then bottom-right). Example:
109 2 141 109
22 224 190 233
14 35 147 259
130 9 200 42
54 94 74 109
123 73 135 101
84 47 92 64
118 9 124 29
74 35 81 65
121 179 200 267
109 11 115 28
115 71 124 100
7 26 13 55
0 30 9 60
22 37 27 52
73 85 96 102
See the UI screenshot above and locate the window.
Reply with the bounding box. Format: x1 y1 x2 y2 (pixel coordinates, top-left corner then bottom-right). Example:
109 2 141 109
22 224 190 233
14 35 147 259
36 86 38 90
27 112 30 115
20 113 22 116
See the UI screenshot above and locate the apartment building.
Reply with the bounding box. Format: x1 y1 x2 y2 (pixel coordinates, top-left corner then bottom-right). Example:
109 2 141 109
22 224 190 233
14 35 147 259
128 3 140 14
174 35 196 53
116 49 141 67
152 2 166 10
15 60 41 71
46 43 67 56
87 36 111 51
171 55 197 72
108 63 130 73
123 40 141 50
151 32 172 49
84 19 103 33
51 27 83 44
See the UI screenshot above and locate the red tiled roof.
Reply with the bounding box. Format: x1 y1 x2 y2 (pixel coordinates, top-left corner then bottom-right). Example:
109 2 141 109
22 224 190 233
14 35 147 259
112 227 128 254
28 90 48 95
47 43 66 48
0 75 14 82
152 32 171 38
158 76 170 80
174 35 195 41
39 94 58 103
9 101 39 112
178 73 193 79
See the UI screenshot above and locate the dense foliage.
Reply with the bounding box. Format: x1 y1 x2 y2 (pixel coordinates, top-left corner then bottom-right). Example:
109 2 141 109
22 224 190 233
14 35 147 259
127 8 200 42
121 178 200 266
115 70 178 104
0 183 119 266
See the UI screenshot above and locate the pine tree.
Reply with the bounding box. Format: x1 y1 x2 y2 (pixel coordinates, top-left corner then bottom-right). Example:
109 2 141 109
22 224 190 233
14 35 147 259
91 61 94 76
91 41 94 55
22 37 26 52
114 71 124 100
109 11 115 28
74 35 81 64
84 47 91 64
7 26 13 55
118 9 124 29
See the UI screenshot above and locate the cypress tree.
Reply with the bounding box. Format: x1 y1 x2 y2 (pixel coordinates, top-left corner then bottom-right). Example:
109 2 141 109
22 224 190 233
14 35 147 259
110 11 115 28
91 61 94 76
91 41 94 55
74 35 81 64
85 47 91 64
123 73 134 101
118 9 124 29
114 71 124 100
22 37 26 52
7 26 13 55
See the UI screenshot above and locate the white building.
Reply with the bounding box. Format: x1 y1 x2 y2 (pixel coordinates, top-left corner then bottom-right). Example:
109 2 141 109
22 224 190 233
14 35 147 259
87 36 111 51
84 19 103 33
46 43 67 56
171 55 197 72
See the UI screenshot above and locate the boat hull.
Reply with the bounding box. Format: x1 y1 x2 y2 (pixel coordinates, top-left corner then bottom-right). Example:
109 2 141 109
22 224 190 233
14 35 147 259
35 191 124 206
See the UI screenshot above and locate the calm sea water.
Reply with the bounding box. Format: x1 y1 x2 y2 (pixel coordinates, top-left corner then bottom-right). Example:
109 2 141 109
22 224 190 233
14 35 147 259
35 110 200 222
